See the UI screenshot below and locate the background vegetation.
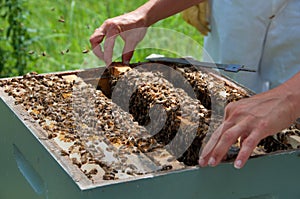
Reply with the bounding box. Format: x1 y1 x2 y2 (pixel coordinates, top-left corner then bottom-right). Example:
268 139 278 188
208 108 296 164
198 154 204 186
0 0 203 77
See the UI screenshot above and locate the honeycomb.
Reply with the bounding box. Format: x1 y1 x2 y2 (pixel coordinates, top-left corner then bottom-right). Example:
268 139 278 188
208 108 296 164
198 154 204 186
0 63 299 182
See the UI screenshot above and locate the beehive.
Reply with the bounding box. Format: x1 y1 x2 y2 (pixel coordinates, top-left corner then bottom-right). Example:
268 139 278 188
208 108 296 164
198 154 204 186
1 61 300 199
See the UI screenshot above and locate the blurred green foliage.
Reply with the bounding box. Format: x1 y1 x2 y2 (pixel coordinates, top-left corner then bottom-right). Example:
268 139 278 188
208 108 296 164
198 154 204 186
0 0 32 77
0 0 203 77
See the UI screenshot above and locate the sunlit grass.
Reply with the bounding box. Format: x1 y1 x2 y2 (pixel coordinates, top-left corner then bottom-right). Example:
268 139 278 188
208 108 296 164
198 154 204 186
2 0 203 74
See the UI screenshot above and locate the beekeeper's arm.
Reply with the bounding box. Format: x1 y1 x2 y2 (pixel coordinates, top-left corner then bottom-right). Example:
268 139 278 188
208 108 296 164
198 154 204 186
199 71 300 169
90 0 204 65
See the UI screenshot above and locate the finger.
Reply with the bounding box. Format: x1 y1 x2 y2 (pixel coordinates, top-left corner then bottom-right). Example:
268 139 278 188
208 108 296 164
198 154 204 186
200 121 233 158
90 27 106 50
90 28 106 60
122 39 138 65
199 123 229 167
92 44 104 60
122 51 134 65
204 121 249 167
121 28 147 65
199 105 237 167
104 32 118 66
240 134 248 147
234 130 262 169
199 103 235 167
103 24 122 66
223 102 236 120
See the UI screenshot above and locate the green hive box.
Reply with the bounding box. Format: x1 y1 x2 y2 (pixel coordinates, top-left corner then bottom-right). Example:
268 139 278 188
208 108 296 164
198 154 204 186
1 65 300 199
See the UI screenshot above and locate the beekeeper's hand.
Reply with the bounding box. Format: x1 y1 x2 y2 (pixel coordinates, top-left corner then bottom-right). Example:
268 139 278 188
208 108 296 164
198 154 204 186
90 12 147 66
199 72 300 169
90 0 205 66
181 1 211 35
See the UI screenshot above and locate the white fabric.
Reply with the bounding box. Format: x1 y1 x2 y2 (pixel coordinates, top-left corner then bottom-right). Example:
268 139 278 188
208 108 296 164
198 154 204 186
203 0 300 93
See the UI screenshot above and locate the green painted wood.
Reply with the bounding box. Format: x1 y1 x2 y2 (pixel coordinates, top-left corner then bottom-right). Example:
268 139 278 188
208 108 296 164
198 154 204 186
1 98 300 199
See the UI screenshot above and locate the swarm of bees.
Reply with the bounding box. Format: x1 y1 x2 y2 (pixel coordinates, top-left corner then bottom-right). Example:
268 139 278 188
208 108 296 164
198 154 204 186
1 62 300 181
110 68 214 165
110 62 300 162
0 72 182 182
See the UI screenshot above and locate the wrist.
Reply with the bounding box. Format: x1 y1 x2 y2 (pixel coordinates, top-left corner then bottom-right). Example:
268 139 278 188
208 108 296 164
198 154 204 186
286 90 298 122
134 1 157 27
281 79 300 122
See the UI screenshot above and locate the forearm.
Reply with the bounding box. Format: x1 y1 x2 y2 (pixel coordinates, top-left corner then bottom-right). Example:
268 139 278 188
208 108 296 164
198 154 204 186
280 71 300 120
257 71 300 122
135 0 204 26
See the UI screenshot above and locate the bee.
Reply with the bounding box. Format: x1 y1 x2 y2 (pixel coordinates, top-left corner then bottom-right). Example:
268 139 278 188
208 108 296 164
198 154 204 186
58 17 65 23
60 150 69 156
103 173 115 180
82 49 89 54
87 168 98 175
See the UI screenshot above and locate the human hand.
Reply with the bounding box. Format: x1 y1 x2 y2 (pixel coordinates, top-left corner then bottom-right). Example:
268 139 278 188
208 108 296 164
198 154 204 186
89 0 206 66
90 12 147 66
199 87 297 169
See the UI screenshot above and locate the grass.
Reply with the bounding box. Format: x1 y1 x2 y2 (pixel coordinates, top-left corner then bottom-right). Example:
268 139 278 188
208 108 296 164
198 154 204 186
1 0 204 75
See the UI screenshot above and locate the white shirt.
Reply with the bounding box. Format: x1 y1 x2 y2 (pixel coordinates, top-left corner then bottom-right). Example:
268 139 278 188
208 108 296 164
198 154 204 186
203 0 300 93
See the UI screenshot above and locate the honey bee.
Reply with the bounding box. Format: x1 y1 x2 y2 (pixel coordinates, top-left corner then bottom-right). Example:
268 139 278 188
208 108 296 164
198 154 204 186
82 49 89 54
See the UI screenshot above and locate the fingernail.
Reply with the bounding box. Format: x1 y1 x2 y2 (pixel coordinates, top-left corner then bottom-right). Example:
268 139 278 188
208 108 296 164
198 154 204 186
208 157 216 167
198 156 205 166
234 160 242 169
